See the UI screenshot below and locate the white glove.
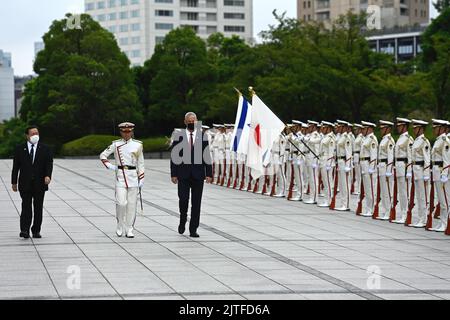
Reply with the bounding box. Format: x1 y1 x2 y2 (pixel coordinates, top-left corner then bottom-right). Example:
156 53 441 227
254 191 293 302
368 168 376 174
139 178 144 188
344 167 352 173
406 172 412 178
312 163 318 169
441 175 449 183
423 176 430 182
385 172 393 178
326 166 332 171
106 163 117 171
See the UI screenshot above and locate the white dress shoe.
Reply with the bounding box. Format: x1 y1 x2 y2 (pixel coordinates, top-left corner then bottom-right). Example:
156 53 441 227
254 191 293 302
361 212 373 217
317 203 329 207
335 206 350 211
289 196 301 201
116 225 123 237
303 200 317 204
273 193 285 198
412 222 426 228
126 230 135 238
431 225 446 232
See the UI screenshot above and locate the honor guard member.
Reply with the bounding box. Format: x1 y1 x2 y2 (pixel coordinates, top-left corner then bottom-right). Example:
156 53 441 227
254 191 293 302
224 124 233 187
439 122 450 234
335 120 353 211
100 122 145 238
288 121 304 201
391 118 414 224
346 123 355 189
210 124 220 183
409 119 431 228
213 124 225 185
318 121 336 207
299 122 310 194
360 121 379 217
353 124 364 195
376 120 396 220
285 124 296 200
429 120 450 232
304 121 322 204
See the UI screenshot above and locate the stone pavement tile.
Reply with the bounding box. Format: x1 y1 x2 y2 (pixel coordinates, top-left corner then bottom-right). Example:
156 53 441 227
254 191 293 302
123 294 184 300
242 293 306 300
183 294 244 300
375 293 443 300
301 293 367 300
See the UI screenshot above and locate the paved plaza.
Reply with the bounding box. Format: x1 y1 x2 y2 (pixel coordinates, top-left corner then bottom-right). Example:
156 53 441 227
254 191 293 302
0 159 449 300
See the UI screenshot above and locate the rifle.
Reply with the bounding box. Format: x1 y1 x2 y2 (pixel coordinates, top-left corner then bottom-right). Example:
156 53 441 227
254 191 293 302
329 164 339 210
372 167 381 219
270 173 277 196
287 162 295 200
233 160 239 189
356 176 365 216
262 175 268 194
253 178 259 193
239 164 246 190
389 168 398 222
426 171 435 230
351 166 356 194
405 170 415 226
434 204 441 219
247 170 253 191
227 159 233 188
220 158 227 186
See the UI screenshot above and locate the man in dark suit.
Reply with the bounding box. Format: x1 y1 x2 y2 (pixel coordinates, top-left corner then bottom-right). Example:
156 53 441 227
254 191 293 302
170 112 213 238
11 126 53 239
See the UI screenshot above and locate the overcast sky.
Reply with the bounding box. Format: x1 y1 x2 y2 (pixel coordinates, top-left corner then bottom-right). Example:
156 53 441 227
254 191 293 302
0 0 439 76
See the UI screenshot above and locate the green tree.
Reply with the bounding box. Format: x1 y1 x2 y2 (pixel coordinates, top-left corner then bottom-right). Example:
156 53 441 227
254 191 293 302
20 13 142 148
141 27 217 134
434 0 450 12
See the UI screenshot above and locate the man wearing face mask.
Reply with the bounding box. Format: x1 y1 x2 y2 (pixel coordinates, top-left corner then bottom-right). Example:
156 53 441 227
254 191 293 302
11 126 53 239
100 122 145 238
170 112 213 238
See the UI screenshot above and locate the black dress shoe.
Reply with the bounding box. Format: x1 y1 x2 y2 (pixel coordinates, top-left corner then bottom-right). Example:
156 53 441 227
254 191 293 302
178 224 186 235
20 232 30 239
32 233 42 239
189 232 200 238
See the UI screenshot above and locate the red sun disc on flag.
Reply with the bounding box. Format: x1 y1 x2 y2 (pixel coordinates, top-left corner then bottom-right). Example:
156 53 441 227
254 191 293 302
254 124 261 147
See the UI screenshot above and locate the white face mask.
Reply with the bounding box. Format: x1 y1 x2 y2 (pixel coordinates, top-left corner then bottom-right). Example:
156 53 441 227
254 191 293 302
29 135 40 145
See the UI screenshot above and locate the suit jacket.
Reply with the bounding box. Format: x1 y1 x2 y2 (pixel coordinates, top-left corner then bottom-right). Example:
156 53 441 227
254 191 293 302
11 142 54 193
170 130 213 180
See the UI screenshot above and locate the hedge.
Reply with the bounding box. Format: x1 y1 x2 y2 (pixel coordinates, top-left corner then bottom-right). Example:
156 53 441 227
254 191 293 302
61 135 169 156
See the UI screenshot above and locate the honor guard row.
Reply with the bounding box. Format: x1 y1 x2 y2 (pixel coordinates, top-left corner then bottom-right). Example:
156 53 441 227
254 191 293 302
204 118 450 236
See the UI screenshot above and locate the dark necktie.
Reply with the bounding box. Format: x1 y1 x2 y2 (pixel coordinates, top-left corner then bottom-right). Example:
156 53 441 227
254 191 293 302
190 133 194 148
30 144 34 164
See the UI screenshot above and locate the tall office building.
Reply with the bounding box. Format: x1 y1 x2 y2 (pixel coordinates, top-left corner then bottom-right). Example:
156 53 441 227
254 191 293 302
0 50 15 122
297 0 429 29
85 0 254 66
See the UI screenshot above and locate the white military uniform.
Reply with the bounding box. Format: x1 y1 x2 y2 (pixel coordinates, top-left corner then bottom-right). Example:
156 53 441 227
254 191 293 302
409 123 431 228
224 128 233 187
100 135 145 238
214 128 226 185
318 127 336 207
360 124 378 217
211 126 221 183
430 121 450 232
353 130 364 195
377 129 395 220
439 131 450 234
304 124 321 204
392 123 414 224
336 129 353 211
